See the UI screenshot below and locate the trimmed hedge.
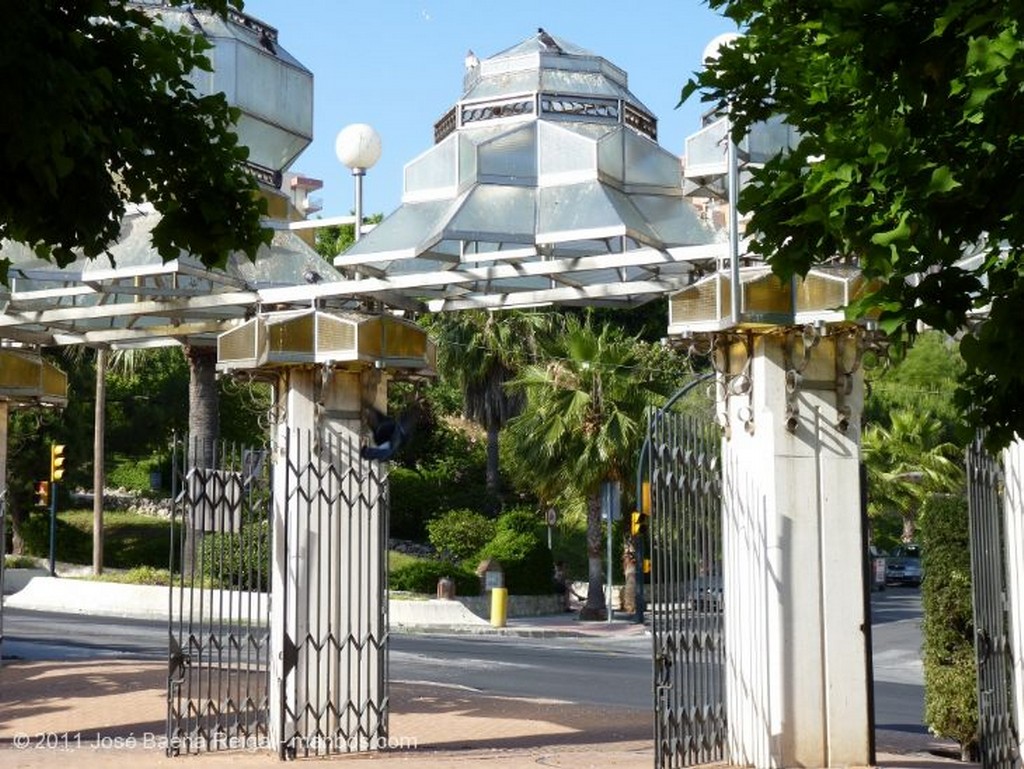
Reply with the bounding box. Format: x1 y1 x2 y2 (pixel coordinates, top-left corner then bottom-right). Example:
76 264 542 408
919 493 978 761
390 558 480 596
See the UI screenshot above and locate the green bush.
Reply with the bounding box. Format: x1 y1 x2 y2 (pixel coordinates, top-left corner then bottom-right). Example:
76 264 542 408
107 452 168 492
919 493 978 760
390 558 480 596
475 508 554 595
427 509 496 562
197 519 270 591
389 465 491 540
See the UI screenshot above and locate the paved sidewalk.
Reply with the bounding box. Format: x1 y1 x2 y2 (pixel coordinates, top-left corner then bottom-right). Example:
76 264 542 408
0 658 653 768
0 651 975 769
0 584 975 769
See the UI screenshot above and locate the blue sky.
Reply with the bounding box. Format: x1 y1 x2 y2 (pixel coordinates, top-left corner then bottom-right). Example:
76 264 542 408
240 0 737 219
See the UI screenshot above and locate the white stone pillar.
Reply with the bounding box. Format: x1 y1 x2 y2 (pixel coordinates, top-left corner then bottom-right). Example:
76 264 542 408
721 329 871 768
1002 438 1024 762
269 366 388 755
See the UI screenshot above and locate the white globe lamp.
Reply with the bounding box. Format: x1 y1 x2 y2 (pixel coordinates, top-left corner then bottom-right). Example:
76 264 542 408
335 123 382 241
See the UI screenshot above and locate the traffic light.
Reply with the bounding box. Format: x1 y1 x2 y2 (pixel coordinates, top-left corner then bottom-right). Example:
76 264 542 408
35 480 50 507
631 480 652 536
50 443 66 482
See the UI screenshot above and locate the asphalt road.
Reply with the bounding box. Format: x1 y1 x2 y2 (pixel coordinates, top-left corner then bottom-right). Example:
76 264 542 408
870 586 927 733
1 588 926 723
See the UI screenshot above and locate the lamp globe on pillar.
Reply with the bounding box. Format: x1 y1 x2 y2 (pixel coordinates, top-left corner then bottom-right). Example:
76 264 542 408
334 123 382 242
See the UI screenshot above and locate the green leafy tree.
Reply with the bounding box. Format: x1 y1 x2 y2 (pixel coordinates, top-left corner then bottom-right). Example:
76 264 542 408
426 310 551 501
864 331 965 439
312 214 384 261
0 0 270 281
862 409 963 545
683 0 1024 448
505 317 668 619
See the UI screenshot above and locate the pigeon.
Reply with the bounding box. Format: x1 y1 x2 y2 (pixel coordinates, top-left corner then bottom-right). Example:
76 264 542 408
303 269 322 284
465 49 480 70
361 404 420 461
537 27 562 53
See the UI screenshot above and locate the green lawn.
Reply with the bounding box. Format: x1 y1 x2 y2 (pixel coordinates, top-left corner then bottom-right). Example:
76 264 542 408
18 508 174 570
14 507 425 580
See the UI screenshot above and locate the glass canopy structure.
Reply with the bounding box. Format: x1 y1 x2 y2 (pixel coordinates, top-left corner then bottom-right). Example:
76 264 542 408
0 26 729 351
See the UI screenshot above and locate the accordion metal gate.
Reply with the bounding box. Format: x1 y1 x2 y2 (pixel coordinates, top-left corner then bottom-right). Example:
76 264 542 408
166 430 390 759
166 438 273 755
967 436 1020 769
646 407 725 768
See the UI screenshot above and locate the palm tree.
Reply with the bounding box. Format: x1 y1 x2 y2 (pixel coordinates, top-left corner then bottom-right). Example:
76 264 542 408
862 409 964 543
427 310 549 500
505 317 667 620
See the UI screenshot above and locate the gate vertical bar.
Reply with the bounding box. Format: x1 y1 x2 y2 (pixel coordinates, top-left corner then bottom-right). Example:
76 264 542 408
968 435 1019 769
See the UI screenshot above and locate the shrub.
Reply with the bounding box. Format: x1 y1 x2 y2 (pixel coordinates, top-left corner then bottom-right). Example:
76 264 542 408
475 508 554 595
427 509 496 562
390 558 480 596
107 452 170 492
919 493 978 760
197 519 270 591
389 465 492 541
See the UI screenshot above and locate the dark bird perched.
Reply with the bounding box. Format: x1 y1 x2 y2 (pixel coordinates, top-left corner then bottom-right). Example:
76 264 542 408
537 27 563 53
302 268 322 284
361 403 420 461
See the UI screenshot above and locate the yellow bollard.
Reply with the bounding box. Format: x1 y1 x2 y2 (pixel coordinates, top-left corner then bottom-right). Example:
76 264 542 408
490 587 508 628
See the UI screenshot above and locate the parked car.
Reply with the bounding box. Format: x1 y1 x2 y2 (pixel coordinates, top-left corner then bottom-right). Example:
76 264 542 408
685 575 723 612
885 545 923 586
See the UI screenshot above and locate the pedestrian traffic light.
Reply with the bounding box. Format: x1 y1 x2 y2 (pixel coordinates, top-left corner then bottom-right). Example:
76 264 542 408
35 480 50 507
50 443 66 482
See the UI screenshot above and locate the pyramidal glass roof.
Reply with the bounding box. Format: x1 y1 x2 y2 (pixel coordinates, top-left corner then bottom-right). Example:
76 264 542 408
336 29 726 312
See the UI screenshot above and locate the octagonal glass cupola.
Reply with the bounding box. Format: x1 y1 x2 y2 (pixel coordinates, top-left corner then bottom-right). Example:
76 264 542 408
137 2 313 181
339 30 717 312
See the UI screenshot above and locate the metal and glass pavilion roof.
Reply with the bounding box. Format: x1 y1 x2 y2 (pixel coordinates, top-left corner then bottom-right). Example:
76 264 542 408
0 26 728 352
334 30 726 311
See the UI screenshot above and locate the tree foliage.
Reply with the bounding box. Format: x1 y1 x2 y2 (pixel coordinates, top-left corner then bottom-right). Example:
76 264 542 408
684 0 1024 447
862 409 963 545
425 310 551 498
505 316 672 616
864 331 964 437
0 0 270 281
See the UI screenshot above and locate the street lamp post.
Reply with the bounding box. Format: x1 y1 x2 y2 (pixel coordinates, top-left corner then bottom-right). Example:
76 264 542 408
334 123 382 242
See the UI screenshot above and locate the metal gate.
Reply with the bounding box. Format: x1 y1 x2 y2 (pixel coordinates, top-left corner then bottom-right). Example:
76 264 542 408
967 436 1020 769
167 438 273 755
166 430 390 758
276 429 389 759
646 407 726 768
